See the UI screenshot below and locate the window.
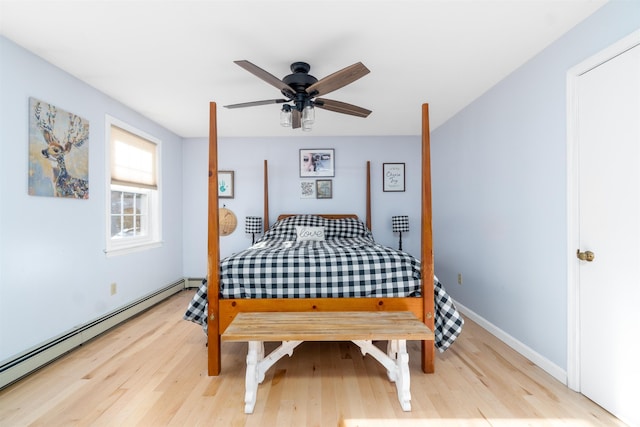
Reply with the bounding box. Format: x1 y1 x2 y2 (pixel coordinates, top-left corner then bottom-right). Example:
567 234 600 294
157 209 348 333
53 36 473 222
105 117 161 255
110 186 149 238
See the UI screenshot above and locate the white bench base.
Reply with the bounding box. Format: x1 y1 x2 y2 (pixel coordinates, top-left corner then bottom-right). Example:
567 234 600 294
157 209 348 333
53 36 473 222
221 311 434 414
243 339 412 414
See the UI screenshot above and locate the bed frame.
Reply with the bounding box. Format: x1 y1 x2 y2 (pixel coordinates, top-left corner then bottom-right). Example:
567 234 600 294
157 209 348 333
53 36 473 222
206 103 434 375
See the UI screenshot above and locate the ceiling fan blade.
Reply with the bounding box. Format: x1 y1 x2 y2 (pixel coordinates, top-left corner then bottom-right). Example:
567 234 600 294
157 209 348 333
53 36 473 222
314 98 371 118
224 99 288 109
305 62 370 97
234 60 296 98
292 109 301 129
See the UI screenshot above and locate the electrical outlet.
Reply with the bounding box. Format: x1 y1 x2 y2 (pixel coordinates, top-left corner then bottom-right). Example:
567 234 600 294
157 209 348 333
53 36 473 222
110 282 117 295
457 273 463 285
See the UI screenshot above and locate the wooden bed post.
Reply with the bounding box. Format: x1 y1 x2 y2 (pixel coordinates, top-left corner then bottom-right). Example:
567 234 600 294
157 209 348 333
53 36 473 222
421 103 435 374
264 160 269 231
366 161 372 231
207 102 222 376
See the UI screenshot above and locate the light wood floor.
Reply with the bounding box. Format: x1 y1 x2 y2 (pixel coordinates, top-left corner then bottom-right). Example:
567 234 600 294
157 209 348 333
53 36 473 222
0 290 625 427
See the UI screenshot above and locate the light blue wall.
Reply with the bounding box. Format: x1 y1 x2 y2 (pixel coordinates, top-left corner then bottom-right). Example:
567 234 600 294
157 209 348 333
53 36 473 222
182 135 423 277
431 0 640 371
0 37 184 361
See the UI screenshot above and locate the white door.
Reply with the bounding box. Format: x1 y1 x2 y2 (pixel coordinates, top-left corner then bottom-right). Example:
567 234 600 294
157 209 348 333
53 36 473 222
575 39 640 426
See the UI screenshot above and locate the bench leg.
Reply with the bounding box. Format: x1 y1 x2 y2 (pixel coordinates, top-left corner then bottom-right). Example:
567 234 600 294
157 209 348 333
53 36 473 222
387 340 398 380
353 339 412 411
394 340 411 411
244 341 263 414
243 340 303 414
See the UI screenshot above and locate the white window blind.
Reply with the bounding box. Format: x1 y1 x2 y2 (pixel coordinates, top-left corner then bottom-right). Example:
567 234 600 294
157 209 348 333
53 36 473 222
110 125 157 189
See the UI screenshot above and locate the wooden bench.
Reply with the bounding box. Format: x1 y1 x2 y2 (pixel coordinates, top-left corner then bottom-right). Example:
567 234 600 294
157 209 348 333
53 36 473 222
221 311 435 413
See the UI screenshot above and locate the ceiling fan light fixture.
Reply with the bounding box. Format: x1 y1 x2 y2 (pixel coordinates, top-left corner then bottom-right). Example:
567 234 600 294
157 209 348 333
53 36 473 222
280 105 292 127
301 104 314 131
302 104 315 125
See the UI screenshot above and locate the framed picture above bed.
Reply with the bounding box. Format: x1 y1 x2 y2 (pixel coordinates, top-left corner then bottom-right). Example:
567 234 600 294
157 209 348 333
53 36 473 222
383 163 405 192
300 180 316 198
300 149 334 177
316 179 333 199
218 170 234 198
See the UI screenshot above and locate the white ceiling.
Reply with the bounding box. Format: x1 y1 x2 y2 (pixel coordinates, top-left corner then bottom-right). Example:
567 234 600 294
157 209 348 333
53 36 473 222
0 0 608 138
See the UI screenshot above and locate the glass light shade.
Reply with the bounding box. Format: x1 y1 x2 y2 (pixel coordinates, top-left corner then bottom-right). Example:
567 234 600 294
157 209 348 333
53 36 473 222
280 108 292 127
302 105 315 124
301 120 313 132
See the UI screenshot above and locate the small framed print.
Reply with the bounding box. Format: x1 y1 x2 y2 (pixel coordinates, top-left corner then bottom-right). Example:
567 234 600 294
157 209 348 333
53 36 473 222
300 149 334 177
316 179 333 199
218 170 234 198
300 180 316 199
383 163 405 192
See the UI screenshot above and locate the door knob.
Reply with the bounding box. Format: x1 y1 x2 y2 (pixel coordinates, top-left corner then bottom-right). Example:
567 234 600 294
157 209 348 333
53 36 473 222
577 249 595 262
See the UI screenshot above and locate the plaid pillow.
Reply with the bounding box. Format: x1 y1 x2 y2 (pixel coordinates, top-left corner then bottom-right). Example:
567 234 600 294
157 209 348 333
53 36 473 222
325 217 372 240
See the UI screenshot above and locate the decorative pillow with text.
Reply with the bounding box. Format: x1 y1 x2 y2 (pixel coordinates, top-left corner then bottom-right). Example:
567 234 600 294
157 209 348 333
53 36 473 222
295 226 325 242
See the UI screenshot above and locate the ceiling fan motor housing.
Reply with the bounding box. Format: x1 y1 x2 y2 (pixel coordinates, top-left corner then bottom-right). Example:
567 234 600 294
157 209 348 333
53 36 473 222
282 62 318 97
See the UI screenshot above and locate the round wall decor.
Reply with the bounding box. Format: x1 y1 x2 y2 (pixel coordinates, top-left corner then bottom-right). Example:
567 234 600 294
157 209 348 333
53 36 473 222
219 207 237 236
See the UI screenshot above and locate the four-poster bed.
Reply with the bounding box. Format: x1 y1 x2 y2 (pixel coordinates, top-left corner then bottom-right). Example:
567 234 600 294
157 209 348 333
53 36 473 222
195 102 455 376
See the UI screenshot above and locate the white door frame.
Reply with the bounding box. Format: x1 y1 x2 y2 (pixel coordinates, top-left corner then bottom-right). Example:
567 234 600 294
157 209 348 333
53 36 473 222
566 29 640 391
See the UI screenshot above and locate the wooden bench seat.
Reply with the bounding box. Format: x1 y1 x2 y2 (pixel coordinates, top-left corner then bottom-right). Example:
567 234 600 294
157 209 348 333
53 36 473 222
222 311 435 413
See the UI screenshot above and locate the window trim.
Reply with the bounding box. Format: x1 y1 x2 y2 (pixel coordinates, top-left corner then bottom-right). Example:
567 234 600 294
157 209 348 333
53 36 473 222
105 115 162 256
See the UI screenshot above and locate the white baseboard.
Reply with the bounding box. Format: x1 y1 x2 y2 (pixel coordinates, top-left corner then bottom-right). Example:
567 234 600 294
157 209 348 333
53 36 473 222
184 277 206 289
454 300 567 385
0 279 186 390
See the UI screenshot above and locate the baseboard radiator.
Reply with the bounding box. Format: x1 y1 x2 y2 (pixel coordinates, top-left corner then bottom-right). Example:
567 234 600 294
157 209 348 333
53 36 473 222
0 279 186 390
184 277 206 289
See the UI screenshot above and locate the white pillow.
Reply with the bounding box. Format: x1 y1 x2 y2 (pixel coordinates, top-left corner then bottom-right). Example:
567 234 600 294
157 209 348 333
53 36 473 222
295 226 325 242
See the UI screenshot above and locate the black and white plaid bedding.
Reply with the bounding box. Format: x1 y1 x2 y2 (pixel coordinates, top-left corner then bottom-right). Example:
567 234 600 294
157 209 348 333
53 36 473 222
183 215 464 351
220 215 422 298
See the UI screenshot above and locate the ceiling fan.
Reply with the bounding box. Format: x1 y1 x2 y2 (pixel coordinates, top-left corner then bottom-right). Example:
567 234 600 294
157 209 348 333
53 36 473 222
224 60 372 131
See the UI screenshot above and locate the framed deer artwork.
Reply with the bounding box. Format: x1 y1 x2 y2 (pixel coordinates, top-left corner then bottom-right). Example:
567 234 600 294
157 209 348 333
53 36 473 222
28 98 90 199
